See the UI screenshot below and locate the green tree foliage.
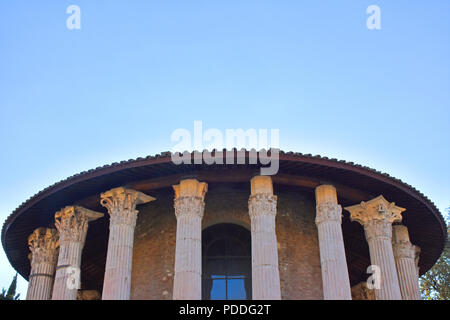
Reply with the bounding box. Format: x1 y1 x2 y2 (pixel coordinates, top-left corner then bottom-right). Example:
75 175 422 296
420 209 450 300
0 273 20 300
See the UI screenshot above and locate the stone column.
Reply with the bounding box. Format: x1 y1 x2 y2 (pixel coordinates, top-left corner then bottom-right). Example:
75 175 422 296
414 246 421 279
52 206 103 300
26 228 59 300
172 179 208 300
315 185 352 300
100 187 155 300
392 225 421 300
248 175 281 300
345 195 405 300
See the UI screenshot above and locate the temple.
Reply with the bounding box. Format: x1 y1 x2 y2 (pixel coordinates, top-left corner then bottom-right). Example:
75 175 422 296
1 150 446 300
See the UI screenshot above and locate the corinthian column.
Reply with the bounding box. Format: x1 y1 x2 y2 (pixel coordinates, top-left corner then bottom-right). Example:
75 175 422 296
26 228 59 300
52 206 104 300
100 187 155 300
345 195 405 300
172 179 208 300
248 175 281 300
315 185 351 300
392 225 421 300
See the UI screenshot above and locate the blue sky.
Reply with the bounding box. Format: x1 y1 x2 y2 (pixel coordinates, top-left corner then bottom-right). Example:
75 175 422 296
0 1 449 297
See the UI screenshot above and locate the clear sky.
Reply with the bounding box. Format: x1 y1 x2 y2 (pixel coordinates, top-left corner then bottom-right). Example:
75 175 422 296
1 1 449 297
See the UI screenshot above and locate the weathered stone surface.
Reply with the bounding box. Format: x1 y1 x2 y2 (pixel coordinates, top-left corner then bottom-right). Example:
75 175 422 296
130 185 323 300
314 185 351 300
52 206 103 300
130 190 176 300
249 176 281 300
275 190 322 300
392 225 421 300
77 290 101 300
351 282 375 300
345 196 404 300
26 228 59 300
172 179 207 300
101 187 155 300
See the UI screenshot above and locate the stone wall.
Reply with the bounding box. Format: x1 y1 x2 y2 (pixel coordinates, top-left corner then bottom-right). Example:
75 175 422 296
130 183 323 300
277 186 323 300
131 188 176 300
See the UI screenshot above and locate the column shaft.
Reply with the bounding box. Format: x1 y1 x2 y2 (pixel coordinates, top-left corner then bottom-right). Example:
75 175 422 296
172 179 207 300
52 206 103 300
395 256 421 300
364 220 402 300
392 225 421 300
345 195 405 300
52 241 83 300
100 187 155 300
26 228 59 300
249 209 281 300
27 262 56 300
249 176 281 300
173 199 203 299
315 185 351 300
316 221 352 299
102 222 136 299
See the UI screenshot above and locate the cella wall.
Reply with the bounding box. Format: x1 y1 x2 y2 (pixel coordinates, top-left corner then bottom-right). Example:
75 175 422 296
130 183 323 300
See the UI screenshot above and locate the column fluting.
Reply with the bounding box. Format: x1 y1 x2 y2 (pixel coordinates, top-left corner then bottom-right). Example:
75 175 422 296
248 175 281 300
52 206 103 300
315 185 352 300
392 225 421 300
345 195 405 300
172 179 207 300
26 228 59 300
100 187 155 300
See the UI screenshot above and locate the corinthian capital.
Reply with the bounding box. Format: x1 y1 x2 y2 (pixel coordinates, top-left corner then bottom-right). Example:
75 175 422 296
173 179 208 219
249 194 277 218
316 202 342 225
174 197 205 219
315 185 342 225
100 187 155 226
392 241 416 260
55 206 104 243
28 228 59 264
392 225 416 259
344 195 405 227
248 175 277 218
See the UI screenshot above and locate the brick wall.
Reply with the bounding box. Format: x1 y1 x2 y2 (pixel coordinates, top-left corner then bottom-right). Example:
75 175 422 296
130 183 323 300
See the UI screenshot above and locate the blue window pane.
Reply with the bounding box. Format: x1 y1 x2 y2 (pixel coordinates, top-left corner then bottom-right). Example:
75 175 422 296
210 279 227 300
227 278 246 300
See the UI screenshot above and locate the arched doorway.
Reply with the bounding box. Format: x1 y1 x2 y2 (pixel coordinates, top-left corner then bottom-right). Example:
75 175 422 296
202 223 252 300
